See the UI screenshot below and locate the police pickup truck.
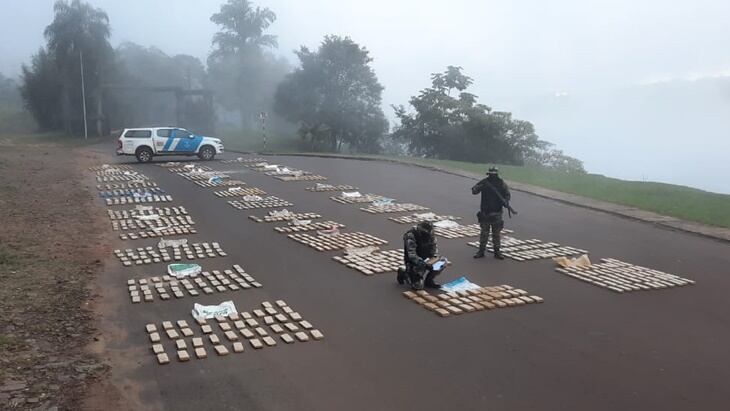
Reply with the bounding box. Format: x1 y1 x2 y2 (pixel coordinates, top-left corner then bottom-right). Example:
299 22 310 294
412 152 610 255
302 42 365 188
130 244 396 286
116 127 224 162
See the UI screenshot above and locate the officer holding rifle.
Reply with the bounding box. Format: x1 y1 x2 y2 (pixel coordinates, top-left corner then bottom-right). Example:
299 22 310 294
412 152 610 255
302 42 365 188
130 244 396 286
471 166 516 260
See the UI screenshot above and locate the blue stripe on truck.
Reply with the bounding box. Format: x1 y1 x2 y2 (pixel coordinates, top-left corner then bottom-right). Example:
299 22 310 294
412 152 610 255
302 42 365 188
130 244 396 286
175 135 204 152
162 129 176 151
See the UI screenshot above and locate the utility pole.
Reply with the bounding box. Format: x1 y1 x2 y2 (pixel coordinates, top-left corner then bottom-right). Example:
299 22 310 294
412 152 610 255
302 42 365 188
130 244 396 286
79 49 88 139
260 111 268 152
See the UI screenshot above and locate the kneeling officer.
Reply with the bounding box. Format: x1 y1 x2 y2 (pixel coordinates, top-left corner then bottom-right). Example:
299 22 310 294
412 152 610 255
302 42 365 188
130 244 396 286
397 221 441 290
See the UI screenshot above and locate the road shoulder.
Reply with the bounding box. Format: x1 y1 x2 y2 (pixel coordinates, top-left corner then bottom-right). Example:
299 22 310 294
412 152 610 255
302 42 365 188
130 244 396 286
0 137 112 409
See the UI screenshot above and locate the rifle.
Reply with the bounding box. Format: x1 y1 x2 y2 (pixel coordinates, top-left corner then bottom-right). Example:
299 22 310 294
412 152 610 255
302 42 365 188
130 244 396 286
479 180 518 218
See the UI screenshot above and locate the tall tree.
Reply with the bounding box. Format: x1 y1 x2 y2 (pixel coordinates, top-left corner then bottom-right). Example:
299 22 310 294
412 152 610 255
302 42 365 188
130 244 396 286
209 0 277 59
274 35 388 153
208 0 285 128
393 66 485 159
33 0 113 135
20 48 63 131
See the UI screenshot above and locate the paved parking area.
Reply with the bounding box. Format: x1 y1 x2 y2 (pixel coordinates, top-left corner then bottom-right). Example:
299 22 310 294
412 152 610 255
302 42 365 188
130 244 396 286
94 150 730 411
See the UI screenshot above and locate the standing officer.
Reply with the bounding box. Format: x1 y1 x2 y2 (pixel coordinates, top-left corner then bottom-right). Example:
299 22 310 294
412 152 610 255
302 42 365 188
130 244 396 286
397 221 441 290
471 166 514 259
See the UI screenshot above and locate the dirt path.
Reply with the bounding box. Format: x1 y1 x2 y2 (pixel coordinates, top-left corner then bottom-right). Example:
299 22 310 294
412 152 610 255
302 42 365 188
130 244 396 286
0 137 112 410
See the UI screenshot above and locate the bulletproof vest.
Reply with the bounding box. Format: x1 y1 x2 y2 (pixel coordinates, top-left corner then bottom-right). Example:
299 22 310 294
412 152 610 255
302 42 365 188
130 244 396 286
409 228 435 259
480 177 506 214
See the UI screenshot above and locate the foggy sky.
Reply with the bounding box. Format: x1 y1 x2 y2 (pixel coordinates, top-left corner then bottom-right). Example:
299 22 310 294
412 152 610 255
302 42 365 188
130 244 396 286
2 0 729 193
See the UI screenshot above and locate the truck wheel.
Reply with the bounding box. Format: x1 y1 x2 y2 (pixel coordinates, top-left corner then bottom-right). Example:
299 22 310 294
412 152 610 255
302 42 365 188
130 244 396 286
135 146 153 163
198 145 215 161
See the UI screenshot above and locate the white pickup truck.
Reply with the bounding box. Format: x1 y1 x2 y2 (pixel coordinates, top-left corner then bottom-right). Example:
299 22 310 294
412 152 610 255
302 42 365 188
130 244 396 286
116 127 224 162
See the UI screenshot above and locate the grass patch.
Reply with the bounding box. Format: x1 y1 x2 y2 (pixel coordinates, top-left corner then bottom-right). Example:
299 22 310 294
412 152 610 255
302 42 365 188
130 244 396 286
406 158 730 228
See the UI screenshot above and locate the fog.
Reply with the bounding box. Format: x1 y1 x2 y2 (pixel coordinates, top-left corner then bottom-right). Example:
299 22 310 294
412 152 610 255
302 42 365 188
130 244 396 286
2 0 729 192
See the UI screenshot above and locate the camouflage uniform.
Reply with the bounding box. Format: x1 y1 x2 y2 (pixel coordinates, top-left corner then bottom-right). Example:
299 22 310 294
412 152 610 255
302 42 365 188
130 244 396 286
401 223 440 289
472 174 511 257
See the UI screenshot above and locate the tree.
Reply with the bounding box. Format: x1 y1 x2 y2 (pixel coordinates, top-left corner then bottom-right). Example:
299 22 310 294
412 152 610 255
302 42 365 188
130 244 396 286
393 66 501 160
20 48 63 130
524 145 586 173
209 0 277 59
107 42 211 131
208 0 286 128
274 35 388 153
392 66 584 171
19 0 113 135
115 43 208 90
208 50 289 129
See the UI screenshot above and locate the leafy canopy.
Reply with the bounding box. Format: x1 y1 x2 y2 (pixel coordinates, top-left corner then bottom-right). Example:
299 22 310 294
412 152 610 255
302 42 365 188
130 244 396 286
209 0 277 59
21 0 112 134
44 0 111 69
274 35 388 153
20 48 63 130
393 66 584 172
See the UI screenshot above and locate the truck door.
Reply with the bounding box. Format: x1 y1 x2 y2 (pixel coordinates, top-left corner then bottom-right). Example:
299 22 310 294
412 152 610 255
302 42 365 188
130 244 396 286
154 128 174 153
172 129 203 153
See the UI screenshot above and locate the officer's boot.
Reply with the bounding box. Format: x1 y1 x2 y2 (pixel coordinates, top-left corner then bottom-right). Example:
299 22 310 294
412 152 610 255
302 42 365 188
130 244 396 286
493 247 505 260
396 266 406 285
410 272 424 290
424 271 441 289
473 247 486 259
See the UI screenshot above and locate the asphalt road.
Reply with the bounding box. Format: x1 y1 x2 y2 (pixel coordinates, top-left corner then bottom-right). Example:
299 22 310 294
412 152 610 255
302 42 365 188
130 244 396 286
96 149 730 411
